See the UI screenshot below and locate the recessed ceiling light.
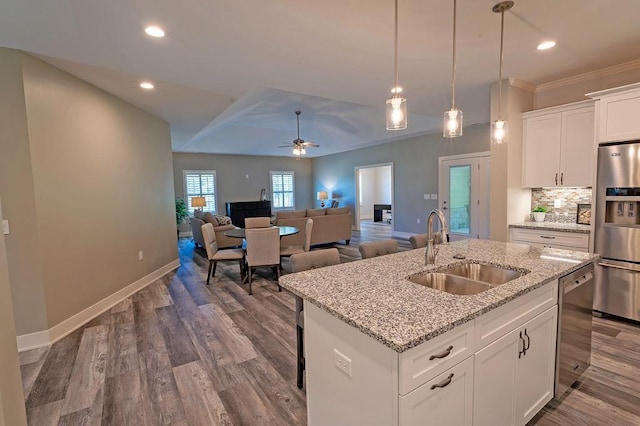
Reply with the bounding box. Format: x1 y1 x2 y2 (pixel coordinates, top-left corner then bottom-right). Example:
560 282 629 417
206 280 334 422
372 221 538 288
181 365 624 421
537 40 556 51
144 26 165 38
140 82 154 90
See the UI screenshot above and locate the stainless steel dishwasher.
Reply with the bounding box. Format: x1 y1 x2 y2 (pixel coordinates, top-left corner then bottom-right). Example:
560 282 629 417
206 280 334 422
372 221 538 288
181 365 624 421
555 263 594 398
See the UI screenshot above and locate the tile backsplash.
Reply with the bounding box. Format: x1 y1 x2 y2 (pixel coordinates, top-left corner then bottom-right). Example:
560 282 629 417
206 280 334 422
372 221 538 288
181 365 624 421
530 188 592 223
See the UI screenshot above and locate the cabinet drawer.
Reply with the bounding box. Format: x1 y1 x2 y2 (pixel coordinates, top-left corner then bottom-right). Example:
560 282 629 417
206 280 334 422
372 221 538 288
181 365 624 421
512 228 589 250
399 320 474 395
399 357 474 426
475 280 557 351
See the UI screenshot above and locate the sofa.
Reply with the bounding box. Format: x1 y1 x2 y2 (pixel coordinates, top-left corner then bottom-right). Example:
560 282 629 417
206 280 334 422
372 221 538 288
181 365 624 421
276 207 352 247
190 211 242 249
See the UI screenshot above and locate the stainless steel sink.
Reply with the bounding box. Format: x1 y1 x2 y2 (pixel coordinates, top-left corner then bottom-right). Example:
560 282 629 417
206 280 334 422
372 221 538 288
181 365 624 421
437 263 526 285
406 262 528 295
407 273 493 296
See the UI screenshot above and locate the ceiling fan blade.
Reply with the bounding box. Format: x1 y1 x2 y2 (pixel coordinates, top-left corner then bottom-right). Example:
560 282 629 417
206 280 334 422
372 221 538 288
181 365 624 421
302 142 320 147
277 145 293 148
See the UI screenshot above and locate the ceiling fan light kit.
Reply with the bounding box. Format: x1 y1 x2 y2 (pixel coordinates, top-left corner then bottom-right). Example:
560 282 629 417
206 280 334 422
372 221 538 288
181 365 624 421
279 110 319 157
386 0 407 131
443 0 463 138
491 0 514 145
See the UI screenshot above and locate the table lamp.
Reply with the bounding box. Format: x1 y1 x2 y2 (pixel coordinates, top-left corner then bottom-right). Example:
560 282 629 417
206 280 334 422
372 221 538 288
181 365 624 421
317 191 328 208
192 196 206 211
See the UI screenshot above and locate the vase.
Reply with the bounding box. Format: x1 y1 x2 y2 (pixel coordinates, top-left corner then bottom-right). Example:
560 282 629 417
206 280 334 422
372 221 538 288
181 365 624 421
533 212 546 222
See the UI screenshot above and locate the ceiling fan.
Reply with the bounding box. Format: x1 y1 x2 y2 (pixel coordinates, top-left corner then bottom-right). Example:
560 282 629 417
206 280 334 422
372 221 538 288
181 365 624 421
278 110 319 156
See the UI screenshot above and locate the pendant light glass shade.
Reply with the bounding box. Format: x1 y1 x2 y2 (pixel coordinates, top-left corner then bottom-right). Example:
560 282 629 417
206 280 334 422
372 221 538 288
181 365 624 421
386 91 407 130
491 1 513 144
386 0 407 131
491 119 508 144
444 0 463 138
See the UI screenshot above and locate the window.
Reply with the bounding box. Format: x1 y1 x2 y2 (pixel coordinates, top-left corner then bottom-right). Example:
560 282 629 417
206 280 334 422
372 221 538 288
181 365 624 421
183 170 217 214
270 171 295 210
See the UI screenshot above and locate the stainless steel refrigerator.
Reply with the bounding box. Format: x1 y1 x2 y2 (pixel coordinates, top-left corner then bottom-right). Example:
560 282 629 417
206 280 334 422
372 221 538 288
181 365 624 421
594 141 640 321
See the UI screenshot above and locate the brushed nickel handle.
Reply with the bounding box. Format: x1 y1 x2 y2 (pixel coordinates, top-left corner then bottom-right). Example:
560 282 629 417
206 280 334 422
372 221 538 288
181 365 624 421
555 173 558 185
429 345 454 360
560 172 564 185
430 373 454 390
540 235 555 239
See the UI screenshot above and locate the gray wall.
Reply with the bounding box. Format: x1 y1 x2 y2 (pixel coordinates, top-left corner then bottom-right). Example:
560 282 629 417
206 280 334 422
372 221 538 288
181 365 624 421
0 49 177 334
172 153 314 225
313 124 490 235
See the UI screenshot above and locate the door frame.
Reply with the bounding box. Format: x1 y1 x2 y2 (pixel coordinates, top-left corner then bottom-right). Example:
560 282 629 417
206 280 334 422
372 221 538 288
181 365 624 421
438 152 490 240
354 162 394 232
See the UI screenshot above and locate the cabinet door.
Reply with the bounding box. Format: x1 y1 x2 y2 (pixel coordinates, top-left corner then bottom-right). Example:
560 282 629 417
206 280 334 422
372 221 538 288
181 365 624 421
515 306 558 425
561 107 595 187
399 357 474 426
473 328 519 426
523 114 562 188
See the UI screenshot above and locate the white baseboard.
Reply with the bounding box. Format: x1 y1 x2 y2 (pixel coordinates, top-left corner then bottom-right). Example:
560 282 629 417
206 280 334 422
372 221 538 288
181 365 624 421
391 231 413 240
17 258 180 351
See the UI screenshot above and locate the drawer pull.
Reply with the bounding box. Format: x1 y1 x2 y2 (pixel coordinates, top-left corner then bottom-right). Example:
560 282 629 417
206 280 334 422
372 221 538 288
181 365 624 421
430 373 454 390
429 345 454 360
540 235 555 239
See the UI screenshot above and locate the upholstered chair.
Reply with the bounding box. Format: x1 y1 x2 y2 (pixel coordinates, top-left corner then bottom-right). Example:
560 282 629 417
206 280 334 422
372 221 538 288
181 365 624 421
280 218 313 269
201 223 245 286
358 239 398 259
244 227 281 294
290 248 341 389
244 217 271 228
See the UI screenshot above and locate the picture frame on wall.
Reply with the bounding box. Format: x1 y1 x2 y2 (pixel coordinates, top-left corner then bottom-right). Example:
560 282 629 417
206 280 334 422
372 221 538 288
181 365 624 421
576 204 592 225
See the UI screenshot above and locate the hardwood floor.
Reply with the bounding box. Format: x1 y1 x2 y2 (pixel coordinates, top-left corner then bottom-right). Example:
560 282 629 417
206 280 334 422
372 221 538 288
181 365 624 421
19 222 640 425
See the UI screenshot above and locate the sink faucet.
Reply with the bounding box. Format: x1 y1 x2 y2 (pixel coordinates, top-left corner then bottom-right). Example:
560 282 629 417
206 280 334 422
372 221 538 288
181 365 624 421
426 209 448 265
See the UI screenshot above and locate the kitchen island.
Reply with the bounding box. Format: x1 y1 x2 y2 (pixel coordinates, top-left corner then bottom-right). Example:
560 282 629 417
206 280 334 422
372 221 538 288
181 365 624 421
279 239 598 426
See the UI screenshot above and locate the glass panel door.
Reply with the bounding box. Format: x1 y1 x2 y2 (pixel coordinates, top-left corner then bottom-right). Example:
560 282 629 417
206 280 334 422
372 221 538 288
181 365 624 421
449 165 471 235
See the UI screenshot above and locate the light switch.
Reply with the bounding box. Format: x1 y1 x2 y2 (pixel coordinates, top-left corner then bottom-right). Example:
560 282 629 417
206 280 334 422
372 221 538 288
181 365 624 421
554 199 562 208
431 194 438 200
424 194 429 200
2 220 8 235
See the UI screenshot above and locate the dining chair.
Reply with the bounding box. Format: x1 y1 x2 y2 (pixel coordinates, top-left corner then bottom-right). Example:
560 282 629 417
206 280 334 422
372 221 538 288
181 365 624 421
280 218 313 269
244 227 281 294
409 234 428 249
358 239 398 259
244 217 271 228
290 248 341 389
201 223 245 286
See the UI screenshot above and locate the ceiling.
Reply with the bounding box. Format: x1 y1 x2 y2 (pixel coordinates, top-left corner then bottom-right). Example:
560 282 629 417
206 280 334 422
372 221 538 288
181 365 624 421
1 0 640 157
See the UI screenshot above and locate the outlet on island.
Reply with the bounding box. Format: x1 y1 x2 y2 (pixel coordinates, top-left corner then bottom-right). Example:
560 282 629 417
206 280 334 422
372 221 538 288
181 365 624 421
334 348 352 377
138 250 144 261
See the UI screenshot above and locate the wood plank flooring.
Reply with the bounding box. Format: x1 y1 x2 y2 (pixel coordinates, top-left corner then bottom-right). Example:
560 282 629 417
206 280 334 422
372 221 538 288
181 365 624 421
19 220 640 425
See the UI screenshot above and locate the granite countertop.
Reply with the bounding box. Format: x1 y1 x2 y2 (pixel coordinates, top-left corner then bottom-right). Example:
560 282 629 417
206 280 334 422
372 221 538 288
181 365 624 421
279 239 598 353
509 221 591 233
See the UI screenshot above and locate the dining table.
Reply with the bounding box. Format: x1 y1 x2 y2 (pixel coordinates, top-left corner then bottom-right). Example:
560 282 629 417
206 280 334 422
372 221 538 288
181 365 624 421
223 225 299 239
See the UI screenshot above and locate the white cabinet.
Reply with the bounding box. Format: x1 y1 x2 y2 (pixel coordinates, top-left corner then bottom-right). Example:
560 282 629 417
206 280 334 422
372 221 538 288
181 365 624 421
399 357 474 426
474 306 558 426
522 101 595 188
588 83 640 143
510 228 589 252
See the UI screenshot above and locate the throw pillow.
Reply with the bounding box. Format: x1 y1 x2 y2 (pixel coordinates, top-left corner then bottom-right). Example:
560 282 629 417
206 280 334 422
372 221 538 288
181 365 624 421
203 212 219 226
214 215 232 225
194 210 205 219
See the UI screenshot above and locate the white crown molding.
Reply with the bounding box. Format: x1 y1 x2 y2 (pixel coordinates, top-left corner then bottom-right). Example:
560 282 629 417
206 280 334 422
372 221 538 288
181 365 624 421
17 258 180 351
509 78 536 93
536 59 640 93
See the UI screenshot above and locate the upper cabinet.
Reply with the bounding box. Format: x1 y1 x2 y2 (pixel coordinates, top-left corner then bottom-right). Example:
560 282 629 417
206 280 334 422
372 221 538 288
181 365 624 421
522 101 595 188
587 82 640 143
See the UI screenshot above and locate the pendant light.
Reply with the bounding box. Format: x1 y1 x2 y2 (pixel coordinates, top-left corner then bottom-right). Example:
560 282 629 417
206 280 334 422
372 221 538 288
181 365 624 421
491 1 513 144
443 0 463 138
386 0 407 130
